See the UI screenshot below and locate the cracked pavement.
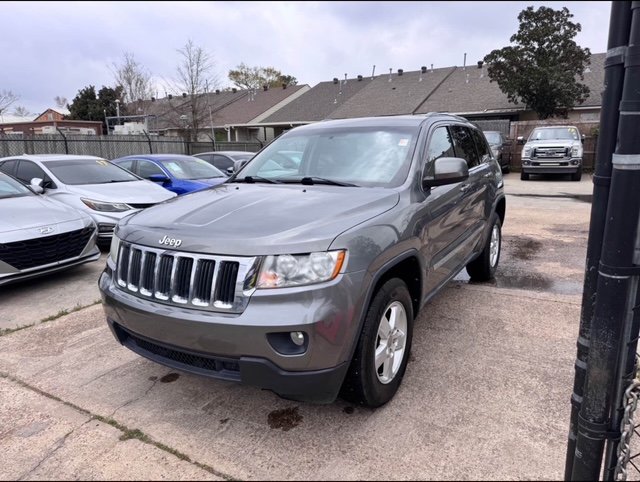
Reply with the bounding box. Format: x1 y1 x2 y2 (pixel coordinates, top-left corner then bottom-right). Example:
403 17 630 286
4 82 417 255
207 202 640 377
0 173 594 480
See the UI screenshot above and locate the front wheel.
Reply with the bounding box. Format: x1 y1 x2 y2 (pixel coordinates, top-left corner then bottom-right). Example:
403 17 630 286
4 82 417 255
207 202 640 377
571 167 582 182
466 216 502 281
520 171 530 181
341 278 414 408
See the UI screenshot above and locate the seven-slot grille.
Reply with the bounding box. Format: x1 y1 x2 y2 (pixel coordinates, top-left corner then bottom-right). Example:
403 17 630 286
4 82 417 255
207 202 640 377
533 147 569 158
116 242 252 312
0 227 94 270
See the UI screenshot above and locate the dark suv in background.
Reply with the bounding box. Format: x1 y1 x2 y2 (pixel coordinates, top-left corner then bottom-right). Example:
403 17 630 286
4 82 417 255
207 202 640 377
483 130 511 173
100 114 506 407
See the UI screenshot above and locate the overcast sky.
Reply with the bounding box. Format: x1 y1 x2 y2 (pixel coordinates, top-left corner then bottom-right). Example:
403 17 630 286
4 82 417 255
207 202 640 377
1 1 611 115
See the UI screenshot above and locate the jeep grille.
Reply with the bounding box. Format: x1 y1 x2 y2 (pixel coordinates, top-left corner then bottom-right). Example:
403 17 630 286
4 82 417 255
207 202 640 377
115 241 257 313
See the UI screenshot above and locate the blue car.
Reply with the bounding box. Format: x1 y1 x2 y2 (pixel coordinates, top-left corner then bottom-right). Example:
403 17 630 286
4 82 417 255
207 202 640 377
111 154 227 195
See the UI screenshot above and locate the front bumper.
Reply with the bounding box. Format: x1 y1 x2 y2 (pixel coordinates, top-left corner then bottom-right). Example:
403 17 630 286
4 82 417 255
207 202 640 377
0 249 100 286
99 261 366 402
86 211 139 241
521 158 581 174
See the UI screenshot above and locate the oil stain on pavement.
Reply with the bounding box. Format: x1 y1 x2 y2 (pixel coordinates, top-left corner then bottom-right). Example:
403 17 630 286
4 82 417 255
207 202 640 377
268 407 303 431
160 373 180 383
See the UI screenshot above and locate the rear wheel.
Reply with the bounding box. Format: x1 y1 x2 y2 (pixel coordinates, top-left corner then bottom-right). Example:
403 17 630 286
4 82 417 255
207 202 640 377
341 278 414 408
520 171 529 181
466 216 501 281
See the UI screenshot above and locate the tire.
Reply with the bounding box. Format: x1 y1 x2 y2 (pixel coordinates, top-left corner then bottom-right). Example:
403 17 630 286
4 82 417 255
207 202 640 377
571 167 582 182
341 278 414 408
466 216 502 281
501 165 510 174
520 171 529 181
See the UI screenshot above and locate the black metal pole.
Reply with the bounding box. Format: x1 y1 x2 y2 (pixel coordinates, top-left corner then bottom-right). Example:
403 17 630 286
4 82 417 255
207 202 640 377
565 2 633 479
603 2 640 477
572 3 640 479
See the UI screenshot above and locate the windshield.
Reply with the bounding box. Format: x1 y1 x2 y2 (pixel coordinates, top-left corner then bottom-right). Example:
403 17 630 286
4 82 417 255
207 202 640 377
0 173 34 199
483 132 502 145
236 126 418 188
159 157 225 180
43 159 139 185
528 127 580 141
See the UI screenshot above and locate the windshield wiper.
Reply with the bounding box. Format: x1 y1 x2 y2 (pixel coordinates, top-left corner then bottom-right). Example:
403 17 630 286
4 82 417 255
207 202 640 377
233 175 282 184
107 179 133 183
300 176 359 187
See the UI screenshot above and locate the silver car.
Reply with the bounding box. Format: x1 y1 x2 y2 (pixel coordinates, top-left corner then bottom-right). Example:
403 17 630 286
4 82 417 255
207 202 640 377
0 155 177 243
194 151 255 174
0 172 100 286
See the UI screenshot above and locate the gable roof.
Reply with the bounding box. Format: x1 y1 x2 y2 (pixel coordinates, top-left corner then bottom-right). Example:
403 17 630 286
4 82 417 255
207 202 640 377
208 84 309 126
262 76 373 123
415 52 606 115
329 67 456 119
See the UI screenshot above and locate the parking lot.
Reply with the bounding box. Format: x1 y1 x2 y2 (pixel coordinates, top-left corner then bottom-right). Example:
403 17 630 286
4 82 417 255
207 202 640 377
0 172 593 480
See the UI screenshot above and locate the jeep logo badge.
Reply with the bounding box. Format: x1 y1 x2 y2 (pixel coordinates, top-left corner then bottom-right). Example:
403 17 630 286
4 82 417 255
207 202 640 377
159 235 182 248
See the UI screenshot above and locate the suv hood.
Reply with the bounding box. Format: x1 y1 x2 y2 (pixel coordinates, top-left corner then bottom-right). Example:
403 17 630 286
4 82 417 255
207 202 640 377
67 180 176 203
119 183 399 255
1 195 88 233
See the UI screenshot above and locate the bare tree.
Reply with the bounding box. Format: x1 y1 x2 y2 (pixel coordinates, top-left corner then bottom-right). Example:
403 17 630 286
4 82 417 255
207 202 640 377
168 39 220 141
112 53 153 104
54 95 68 109
0 90 19 119
12 105 30 117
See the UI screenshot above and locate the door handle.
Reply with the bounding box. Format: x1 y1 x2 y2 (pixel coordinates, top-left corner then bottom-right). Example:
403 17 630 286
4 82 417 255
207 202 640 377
460 183 471 193
483 173 492 178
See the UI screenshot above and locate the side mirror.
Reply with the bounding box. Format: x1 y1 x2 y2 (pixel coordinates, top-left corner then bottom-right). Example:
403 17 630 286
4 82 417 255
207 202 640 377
423 157 469 188
149 174 170 184
30 177 44 194
226 167 234 175
581 133 586 144
516 136 525 145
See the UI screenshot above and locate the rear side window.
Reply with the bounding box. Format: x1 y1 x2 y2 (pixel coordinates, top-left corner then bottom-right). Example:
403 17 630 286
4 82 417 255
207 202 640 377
450 125 480 168
0 159 18 176
116 159 135 172
470 129 492 164
425 126 455 165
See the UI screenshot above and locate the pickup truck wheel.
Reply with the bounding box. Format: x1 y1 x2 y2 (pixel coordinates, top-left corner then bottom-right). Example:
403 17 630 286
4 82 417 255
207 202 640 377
571 168 582 182
520 171 529 181
466 216 501 281
341 278 414 408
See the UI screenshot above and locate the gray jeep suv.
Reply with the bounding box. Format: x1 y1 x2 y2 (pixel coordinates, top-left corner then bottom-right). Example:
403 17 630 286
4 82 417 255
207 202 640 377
99 114 506 407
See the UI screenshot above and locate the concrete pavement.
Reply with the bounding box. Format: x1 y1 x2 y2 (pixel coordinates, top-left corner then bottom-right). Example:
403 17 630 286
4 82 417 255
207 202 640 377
0 172 593 479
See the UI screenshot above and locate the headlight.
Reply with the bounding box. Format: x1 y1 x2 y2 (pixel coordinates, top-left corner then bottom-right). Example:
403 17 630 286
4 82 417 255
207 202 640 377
109 234 120 261
257 250 346 289
81 198 132 212
522 146 532 158
571 145 583 158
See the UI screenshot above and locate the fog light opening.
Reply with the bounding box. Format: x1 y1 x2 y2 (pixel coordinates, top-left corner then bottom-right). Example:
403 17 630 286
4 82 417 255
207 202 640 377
290 331 305 346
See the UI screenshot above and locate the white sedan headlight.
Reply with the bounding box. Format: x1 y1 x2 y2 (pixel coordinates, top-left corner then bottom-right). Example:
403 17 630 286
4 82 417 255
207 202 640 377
81 198 132 212
109 235 121 261
257 250 346 288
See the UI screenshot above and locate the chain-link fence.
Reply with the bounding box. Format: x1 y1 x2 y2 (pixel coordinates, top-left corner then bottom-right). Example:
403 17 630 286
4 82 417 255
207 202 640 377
0 133 262 159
